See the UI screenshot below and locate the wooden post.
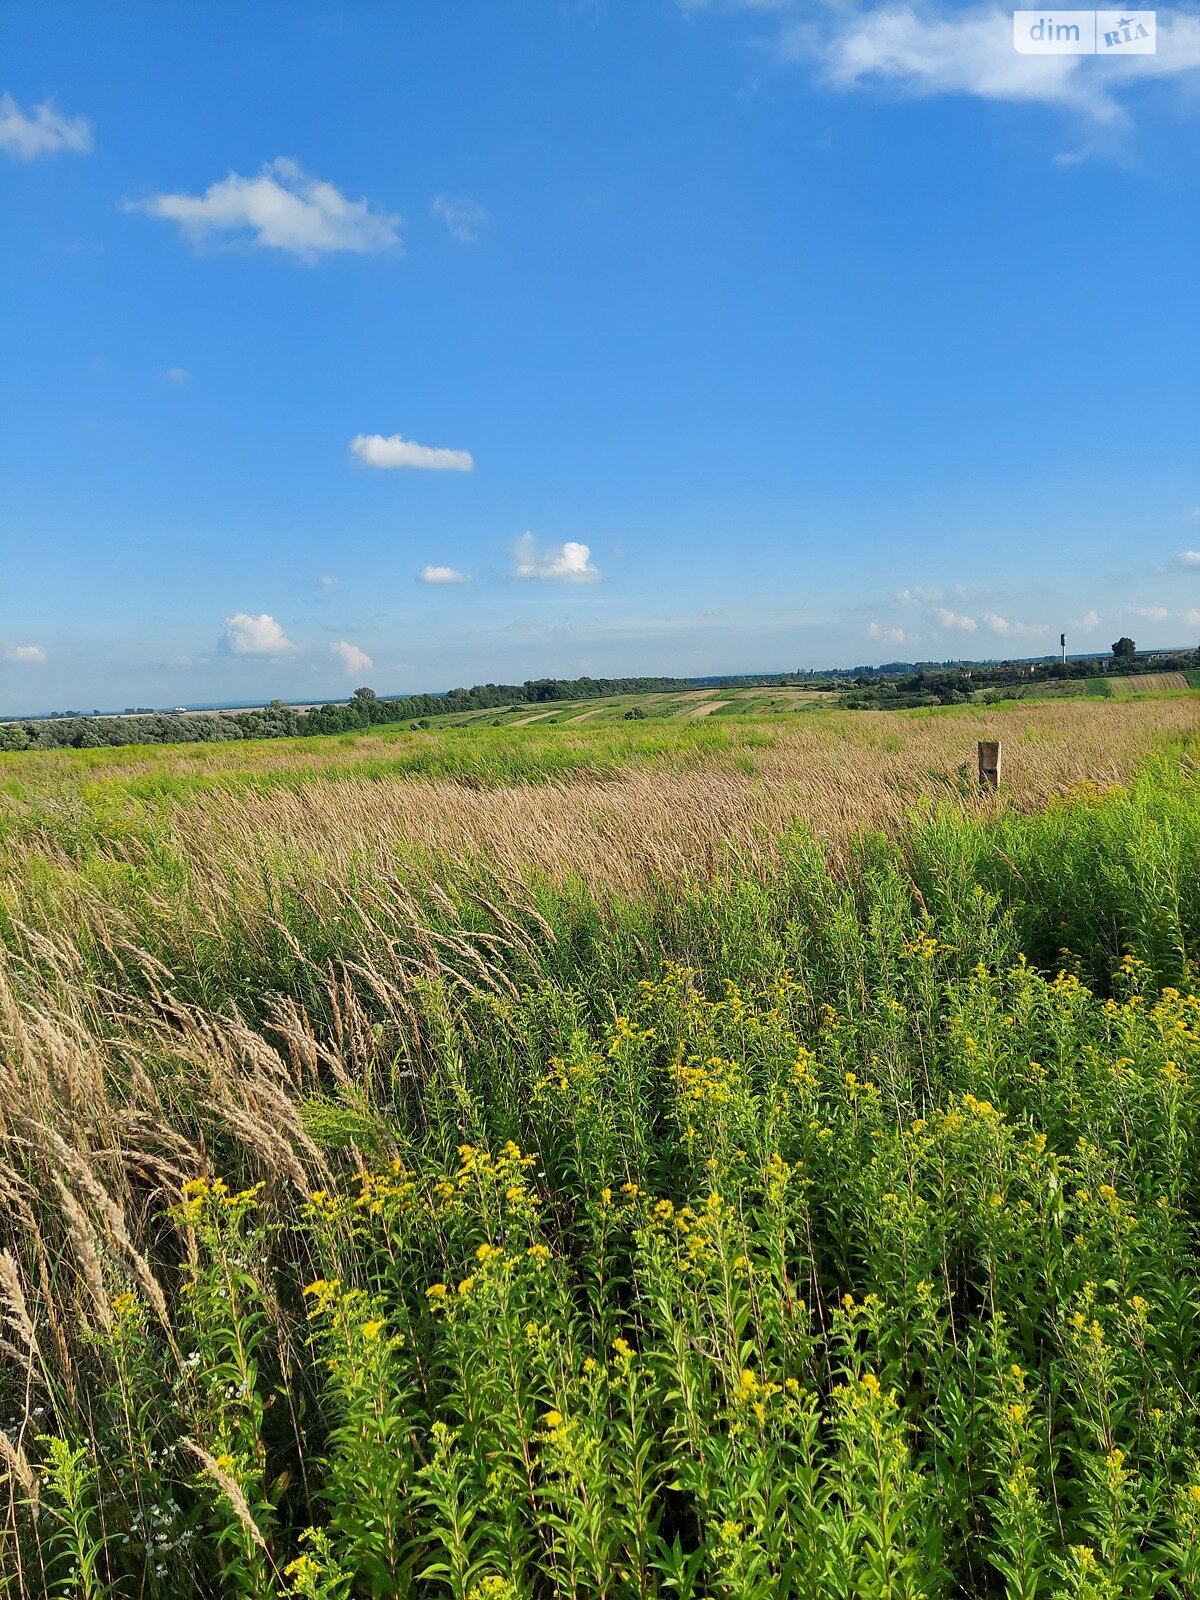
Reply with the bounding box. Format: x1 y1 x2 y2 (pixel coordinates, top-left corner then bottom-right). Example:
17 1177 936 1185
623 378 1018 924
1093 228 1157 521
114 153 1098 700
978 739 1001 792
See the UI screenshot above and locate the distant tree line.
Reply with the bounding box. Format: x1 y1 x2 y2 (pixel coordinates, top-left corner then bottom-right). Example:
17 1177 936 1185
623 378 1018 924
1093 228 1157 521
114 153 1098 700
0 676 691 752
713 641 1200 694
835 642 1200 711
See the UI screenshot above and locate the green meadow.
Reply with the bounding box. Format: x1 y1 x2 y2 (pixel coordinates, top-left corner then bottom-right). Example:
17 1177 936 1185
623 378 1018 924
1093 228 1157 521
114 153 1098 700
2 699 1200 1599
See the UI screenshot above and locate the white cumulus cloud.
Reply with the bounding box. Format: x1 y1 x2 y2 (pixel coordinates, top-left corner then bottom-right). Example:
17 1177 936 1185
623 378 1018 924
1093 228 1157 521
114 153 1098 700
773 2 1200 130
1077 609 1101 630
513 532 599 582
332 640 373 674
431 193 490 243
867 622 911 645
350 433 474 472
222 612 294 655
3 643 47 663
935 606 977 632
418 564 471 584
126 158 401 260
1129 605 1170 620
0 94 92 159
1177 550 1200 566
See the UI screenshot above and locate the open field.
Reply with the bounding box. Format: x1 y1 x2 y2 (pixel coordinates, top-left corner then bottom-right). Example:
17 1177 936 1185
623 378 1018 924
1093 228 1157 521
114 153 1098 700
972 674 1200 706
1107 672 1193 696
972 678 1114 703
410 686 832 730
3 698 1200 1598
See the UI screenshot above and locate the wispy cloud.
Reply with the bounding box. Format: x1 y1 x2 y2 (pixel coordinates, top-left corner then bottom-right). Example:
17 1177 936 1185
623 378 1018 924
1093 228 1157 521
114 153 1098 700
3 643 47 663
1119 603 1200 630
431 193 490 243
760 3 1200 132
313 574 340 589
0 94 92 160
512 532 600 582
934 606 977 632
418 564 471 584
1117 603 1200 628
221 612 293 654
983 612 1044 637
331 639 373 674
350 432 474 471
165 366 192 384
126 158 401 260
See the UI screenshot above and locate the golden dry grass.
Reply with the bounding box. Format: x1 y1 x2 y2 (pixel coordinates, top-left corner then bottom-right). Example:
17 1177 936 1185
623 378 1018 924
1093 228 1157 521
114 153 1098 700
0 699 1192 1231
0 698 1194 1285
1107 671 1190 695
3 698 1192 911
3 698 1195 887
159 699 1190 892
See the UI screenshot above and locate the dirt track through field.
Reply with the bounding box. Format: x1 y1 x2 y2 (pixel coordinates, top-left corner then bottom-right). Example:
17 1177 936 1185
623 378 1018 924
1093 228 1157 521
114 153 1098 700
510 708 570 725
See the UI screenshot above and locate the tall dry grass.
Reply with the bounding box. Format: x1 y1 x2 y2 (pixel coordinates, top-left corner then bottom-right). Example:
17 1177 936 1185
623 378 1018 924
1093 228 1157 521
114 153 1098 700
5 699 1197 904
164 697 1200 887
1 699 1198 1593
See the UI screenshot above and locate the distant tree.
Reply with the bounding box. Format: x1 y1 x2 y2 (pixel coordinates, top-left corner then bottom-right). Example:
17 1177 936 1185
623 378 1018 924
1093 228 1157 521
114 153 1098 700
1112 637 1136 660
243 700 299 739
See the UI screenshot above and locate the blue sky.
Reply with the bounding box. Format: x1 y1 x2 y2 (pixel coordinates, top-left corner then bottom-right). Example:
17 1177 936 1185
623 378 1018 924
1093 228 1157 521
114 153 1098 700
2 0 1199 714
